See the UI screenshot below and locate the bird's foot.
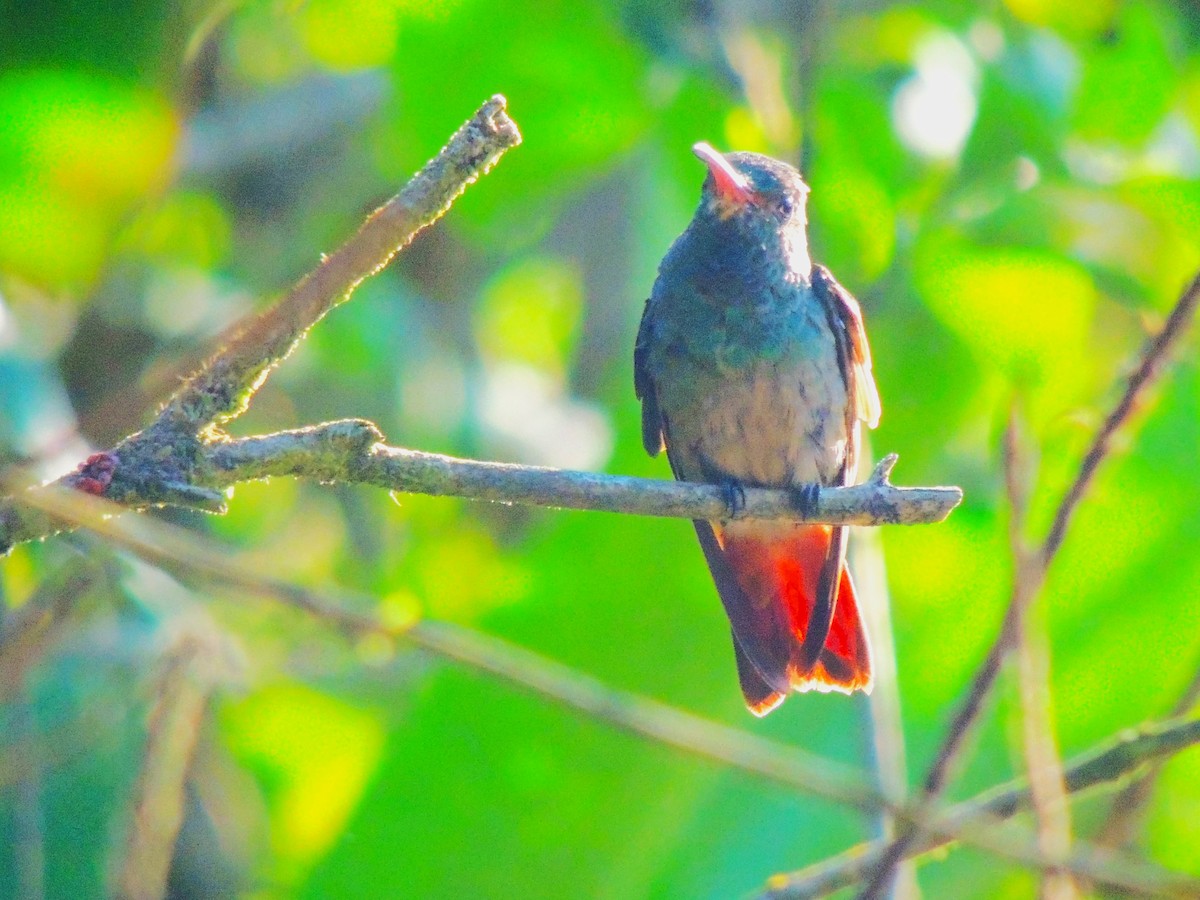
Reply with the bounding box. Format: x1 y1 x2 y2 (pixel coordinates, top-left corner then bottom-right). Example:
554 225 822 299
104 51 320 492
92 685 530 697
720 479 747 519
789 482 821 518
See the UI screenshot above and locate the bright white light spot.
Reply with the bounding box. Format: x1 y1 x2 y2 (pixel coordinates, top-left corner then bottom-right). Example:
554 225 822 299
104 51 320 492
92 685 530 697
1145 113 1200 178
968 20 1004 62
480 363 612 471
400 355 467 435
27 411 90 481
892 33 978 160
1015 155 1040 191
0 292 12 351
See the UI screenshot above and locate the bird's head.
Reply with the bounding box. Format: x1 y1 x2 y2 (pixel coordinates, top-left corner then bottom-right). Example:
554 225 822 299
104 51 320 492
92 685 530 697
691 143 812 277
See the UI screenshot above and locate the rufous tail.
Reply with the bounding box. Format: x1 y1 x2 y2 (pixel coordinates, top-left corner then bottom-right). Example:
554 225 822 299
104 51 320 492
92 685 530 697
699 522 873 715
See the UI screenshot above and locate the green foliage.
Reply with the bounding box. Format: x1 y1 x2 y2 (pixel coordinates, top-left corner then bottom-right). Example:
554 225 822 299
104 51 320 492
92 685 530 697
2 0 1199 897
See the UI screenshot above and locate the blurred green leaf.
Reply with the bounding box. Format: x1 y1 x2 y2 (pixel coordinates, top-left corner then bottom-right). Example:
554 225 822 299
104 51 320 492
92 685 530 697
475 256 585 378
0 69 177 289
381 0 653 238
913 232 1097 416
808 157 896 283
1071 3 1177 143
222 683 386 883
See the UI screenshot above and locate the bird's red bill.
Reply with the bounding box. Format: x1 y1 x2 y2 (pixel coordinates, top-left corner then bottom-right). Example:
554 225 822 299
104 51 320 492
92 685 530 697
692 142 754 206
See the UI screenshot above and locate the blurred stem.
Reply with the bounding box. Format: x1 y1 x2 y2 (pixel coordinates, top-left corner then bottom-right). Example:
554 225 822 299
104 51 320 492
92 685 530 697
857 268 1200 898
1005 413 1076 900
5 473 1195 896
850 437 918 900
5 566 45 900
758 717 1200 899
787 0 828 175
0 561 98 703
112 634 216 900
1015 605 1076 900
1094 651 1200 851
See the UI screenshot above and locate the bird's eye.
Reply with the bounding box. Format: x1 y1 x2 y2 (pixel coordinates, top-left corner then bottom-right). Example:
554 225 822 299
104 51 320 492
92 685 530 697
777 196 794 218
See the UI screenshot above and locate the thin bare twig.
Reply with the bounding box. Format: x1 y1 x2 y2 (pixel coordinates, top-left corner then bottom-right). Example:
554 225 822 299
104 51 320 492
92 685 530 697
759 718 1200 899
160 94 520 430
208 429 960 525
858 270 1200 897
1041 271 1200 566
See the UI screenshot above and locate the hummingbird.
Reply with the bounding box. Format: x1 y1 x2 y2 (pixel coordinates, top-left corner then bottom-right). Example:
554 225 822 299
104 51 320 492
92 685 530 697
634 143 881 715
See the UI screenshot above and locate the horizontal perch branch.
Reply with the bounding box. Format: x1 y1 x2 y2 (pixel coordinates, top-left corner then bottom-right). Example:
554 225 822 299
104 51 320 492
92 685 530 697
203 420 963 526
0 91 960 555
1 421 962 552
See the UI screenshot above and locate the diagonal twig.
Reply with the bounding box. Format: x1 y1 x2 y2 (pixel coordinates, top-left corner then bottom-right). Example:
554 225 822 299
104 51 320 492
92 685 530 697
758 717 1200 899
160 94 520 430
856 269 1200 898
1094 653 1200 851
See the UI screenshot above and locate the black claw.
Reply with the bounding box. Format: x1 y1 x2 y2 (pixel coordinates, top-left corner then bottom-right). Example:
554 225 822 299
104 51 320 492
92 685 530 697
790 482 821 517
720 479 747 518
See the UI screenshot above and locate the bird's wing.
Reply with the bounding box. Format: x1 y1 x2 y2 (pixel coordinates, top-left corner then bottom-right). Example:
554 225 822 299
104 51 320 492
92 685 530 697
796 265 881 675
634 299 665 456
812 264 881 433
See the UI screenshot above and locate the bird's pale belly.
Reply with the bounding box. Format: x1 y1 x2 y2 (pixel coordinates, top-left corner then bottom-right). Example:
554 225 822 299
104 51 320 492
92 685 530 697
668 359 850 489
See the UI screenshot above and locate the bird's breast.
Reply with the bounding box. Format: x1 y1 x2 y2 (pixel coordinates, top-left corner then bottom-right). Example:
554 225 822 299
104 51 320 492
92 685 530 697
652 306 851 490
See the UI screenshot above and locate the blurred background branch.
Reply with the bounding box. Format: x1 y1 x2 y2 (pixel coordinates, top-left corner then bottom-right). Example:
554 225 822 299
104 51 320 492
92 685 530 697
9 474 1198 898
113 630 224 900
858 266 1200 898
759 717 1200 899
